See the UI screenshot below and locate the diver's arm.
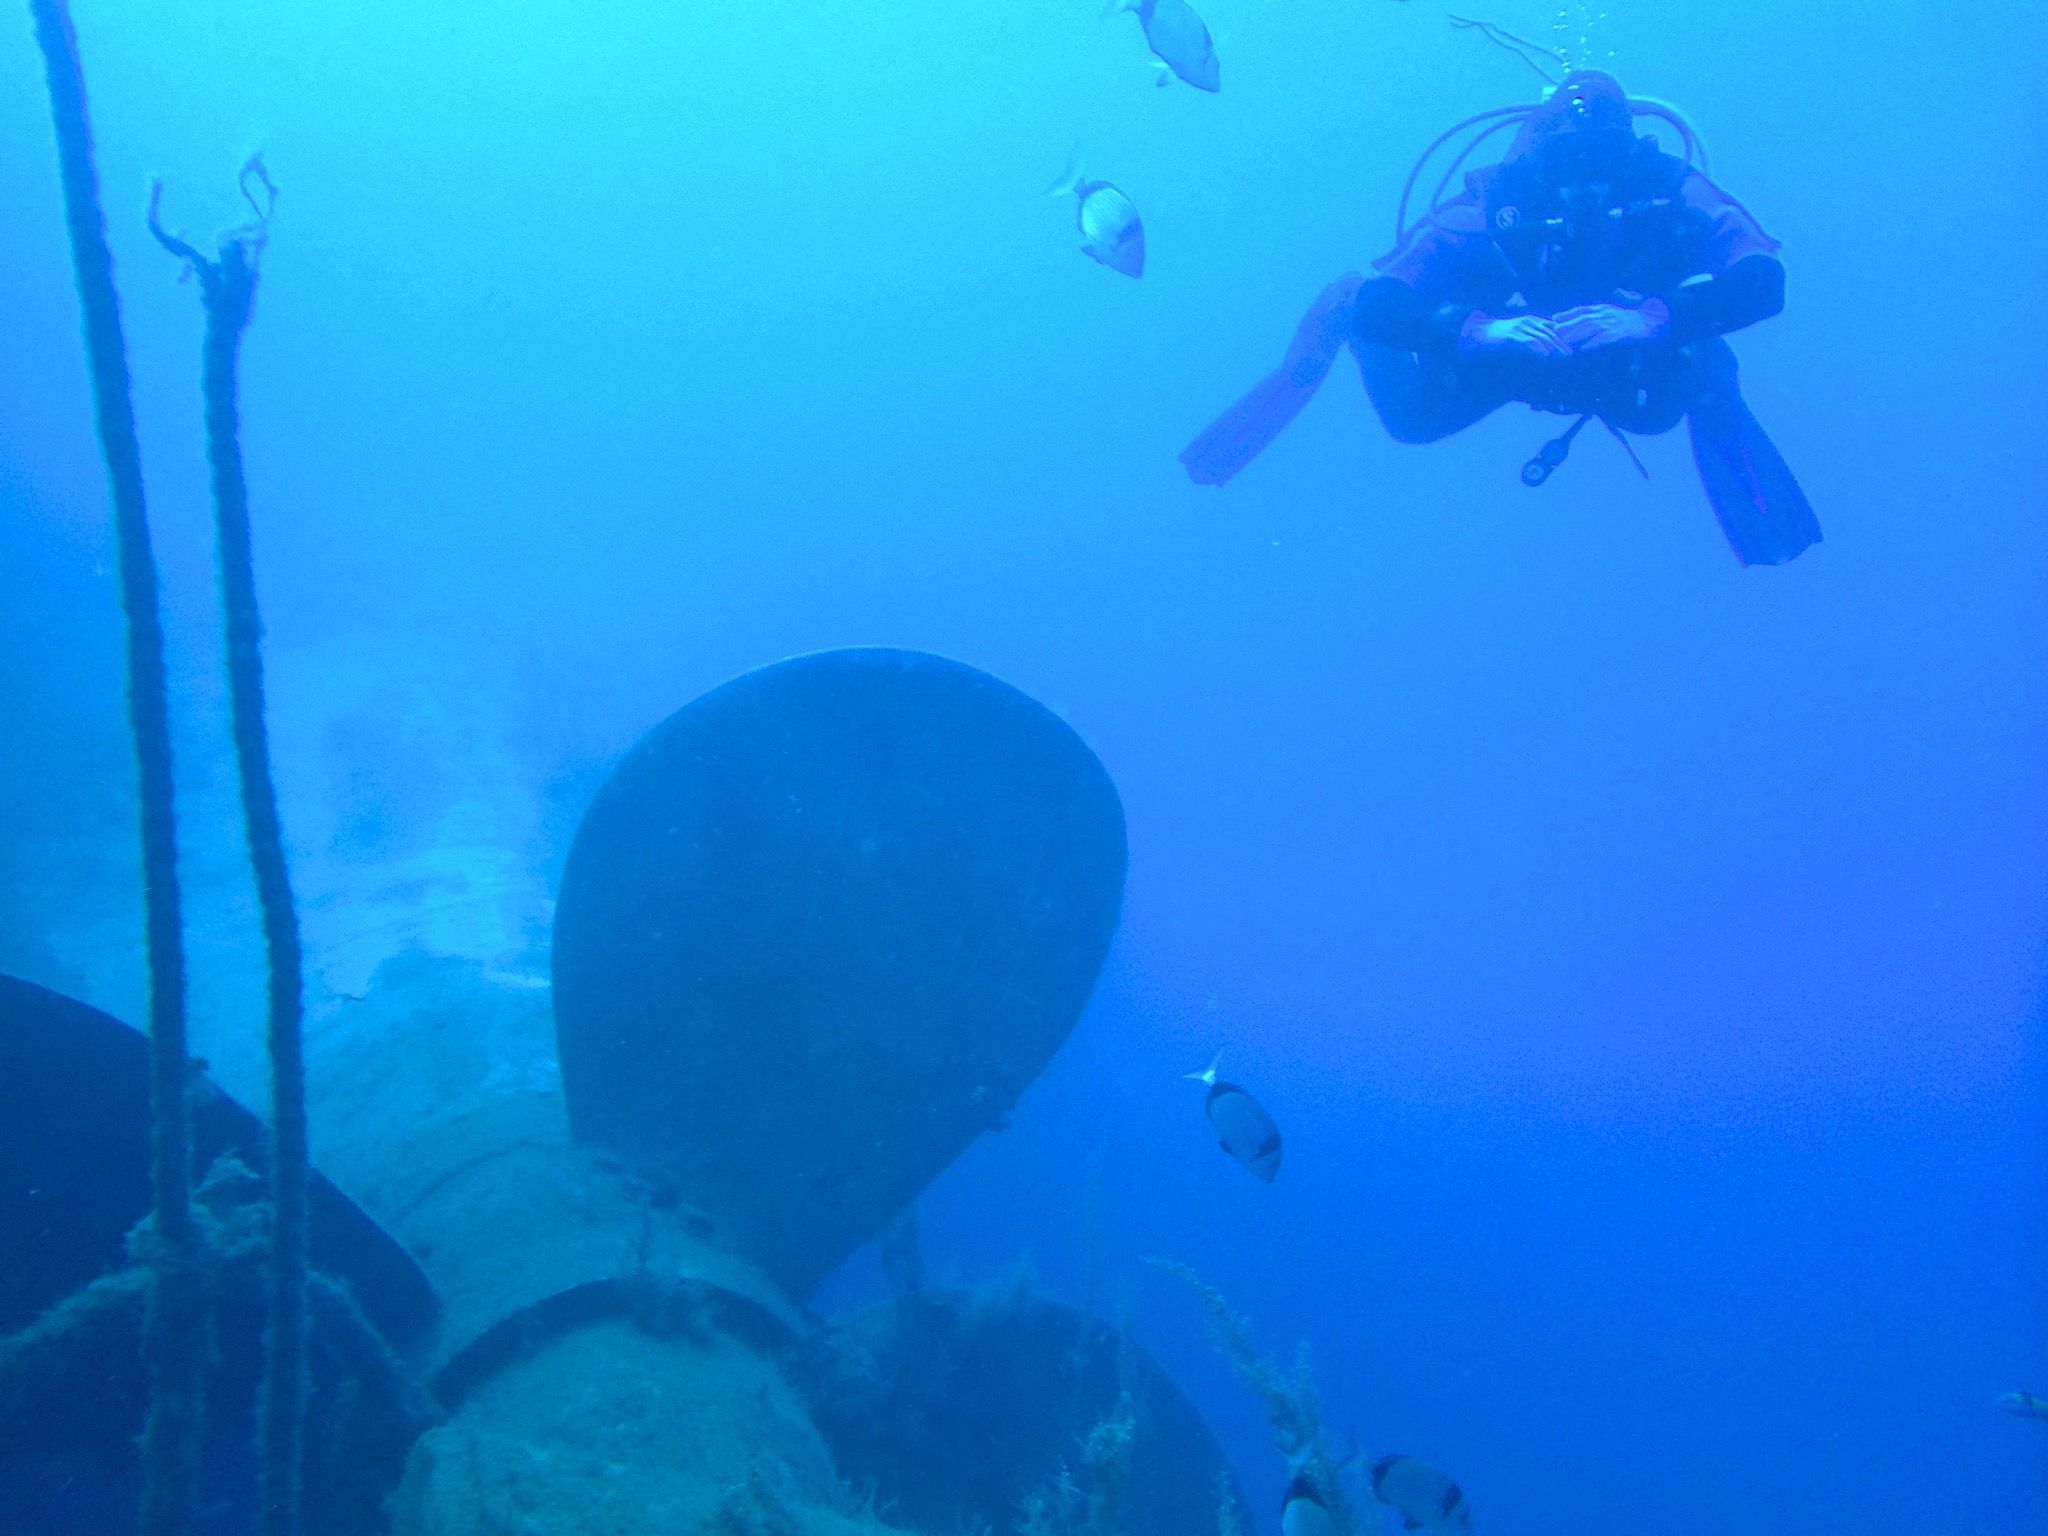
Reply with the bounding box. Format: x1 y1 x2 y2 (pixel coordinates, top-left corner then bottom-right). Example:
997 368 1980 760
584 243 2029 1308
1667 168 1785 339
1354 276 1566 357
1364 198 1541 355
1556 257 1782 352
1351 276 1467 353
1665 253 1785 340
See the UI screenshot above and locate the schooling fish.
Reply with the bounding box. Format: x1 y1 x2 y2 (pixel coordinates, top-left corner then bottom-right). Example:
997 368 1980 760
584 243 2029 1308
1048 156 1145 278
1998 1391 2048 1419
1370 1455 1474 1532
1105 0 1221 92
1279 1471 1338 1536
1186 1051 1281 1182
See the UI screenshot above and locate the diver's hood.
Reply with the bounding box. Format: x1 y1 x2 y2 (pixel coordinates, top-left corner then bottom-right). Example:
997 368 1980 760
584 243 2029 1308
1386 72 1709 260
1477 72 1689 232
1505 69 1634 160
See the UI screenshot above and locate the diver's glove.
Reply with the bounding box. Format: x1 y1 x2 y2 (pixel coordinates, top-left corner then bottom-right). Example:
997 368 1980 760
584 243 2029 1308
1459 311 1568 358
1551 296 1671 352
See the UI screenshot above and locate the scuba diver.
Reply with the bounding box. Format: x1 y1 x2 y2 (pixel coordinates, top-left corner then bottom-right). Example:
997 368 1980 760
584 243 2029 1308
1180 70 1821 567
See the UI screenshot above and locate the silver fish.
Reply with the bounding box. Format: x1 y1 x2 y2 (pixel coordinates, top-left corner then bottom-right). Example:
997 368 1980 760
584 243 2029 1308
1371 1455 1473 1533
1998 1390 2048 1419
1049 158 1145 278
1280 1472 1339 1536
1106 0 1221 92
1186 1052 1280 1182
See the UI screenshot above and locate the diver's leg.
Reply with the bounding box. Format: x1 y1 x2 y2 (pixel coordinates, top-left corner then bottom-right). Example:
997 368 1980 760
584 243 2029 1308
1351 341 1507 444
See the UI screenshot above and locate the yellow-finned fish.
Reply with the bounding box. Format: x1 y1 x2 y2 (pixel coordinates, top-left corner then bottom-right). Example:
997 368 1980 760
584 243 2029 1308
1998 1390 2048 1420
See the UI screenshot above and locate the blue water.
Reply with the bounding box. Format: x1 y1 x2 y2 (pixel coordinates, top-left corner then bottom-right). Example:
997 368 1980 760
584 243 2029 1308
2 1 2043 1532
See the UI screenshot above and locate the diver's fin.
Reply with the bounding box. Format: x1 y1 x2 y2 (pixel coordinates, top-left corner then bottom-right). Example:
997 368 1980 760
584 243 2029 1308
1182 276 1360 487
1179 368 1322 486
1687 387 1822 567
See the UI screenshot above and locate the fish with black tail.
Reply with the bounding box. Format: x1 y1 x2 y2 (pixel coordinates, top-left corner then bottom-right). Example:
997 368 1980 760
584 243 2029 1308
1370 1455 1473 1532
1048 155 1145 278
1279 1464 1338 1536
1186 1051 1281 1183
1277 1466 1343 1536
1105 0 1220 92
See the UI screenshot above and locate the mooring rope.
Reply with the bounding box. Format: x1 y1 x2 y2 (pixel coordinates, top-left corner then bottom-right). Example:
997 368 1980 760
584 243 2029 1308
149 160 307 1536
26 4 204 1532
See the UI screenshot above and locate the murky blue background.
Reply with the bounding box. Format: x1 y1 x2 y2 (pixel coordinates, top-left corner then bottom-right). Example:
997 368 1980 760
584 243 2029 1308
3 1 2043 1531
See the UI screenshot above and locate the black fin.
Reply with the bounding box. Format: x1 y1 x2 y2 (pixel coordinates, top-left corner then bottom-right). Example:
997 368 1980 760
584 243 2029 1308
1687 381 1820 566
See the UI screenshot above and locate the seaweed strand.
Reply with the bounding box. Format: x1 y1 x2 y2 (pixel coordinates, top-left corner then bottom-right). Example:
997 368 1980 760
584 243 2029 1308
1147 1258 1353 1532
